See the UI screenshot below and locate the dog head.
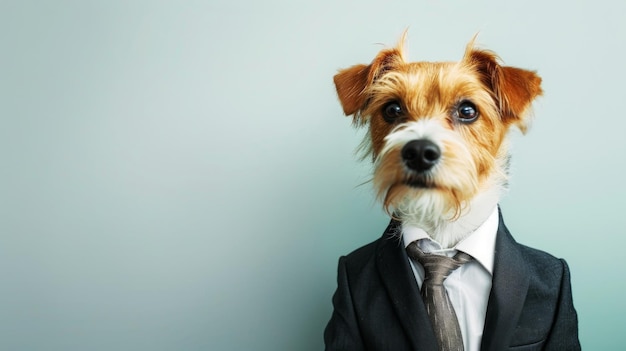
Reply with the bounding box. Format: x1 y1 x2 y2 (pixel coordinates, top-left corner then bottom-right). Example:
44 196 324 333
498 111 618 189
334 35 542 245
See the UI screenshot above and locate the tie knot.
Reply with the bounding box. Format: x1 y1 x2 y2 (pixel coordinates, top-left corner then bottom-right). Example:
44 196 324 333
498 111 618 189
406 241 472 286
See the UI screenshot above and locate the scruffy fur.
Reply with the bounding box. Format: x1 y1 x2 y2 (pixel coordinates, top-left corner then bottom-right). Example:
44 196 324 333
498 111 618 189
334 34 542 248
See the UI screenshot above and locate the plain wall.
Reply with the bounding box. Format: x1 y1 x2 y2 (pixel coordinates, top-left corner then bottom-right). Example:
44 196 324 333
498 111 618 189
2 0 625 350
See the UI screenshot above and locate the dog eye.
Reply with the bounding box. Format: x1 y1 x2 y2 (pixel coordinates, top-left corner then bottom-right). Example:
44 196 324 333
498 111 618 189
382 101 404 123
457 101 479 123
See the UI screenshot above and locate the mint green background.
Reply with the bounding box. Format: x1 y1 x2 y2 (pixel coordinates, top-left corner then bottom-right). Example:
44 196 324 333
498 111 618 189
1 1 624 350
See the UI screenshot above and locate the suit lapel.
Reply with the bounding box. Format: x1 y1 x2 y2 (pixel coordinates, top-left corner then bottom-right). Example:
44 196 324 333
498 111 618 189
480 212 530 351
376 220 439 351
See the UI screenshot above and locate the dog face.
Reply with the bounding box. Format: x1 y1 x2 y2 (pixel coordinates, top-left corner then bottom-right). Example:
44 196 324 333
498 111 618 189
334 36 542 236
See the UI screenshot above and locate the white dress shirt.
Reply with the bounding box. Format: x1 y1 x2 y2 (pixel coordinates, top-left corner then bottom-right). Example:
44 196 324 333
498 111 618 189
401 207 499 351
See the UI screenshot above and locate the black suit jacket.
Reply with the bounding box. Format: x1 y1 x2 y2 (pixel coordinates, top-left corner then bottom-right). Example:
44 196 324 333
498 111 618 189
324 212 580 351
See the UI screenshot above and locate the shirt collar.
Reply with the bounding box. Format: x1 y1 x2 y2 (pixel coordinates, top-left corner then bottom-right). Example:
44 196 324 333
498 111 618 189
401 206 499 275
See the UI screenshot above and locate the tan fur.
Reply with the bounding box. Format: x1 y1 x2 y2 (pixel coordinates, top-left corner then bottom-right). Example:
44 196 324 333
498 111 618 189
334 35 542 246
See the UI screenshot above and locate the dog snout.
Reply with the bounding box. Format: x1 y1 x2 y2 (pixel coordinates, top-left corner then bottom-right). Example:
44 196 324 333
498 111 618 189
401 139 440 172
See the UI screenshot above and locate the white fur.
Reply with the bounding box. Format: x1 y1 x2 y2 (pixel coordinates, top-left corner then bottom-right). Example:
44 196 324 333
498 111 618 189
399 175 503 248
377 120 478 192
373 119 508 248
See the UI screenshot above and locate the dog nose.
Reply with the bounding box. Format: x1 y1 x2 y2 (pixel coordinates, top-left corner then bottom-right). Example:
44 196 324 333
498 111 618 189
401 140 441 172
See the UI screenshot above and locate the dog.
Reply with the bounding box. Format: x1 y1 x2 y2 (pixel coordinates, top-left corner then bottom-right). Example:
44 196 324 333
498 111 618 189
324 34 580 351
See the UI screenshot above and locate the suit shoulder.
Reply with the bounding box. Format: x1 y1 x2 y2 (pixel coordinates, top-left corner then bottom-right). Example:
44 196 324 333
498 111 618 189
517 243 563 265
340 220 399 264
498 212 569 277
341 238 380 270
517 243 569 281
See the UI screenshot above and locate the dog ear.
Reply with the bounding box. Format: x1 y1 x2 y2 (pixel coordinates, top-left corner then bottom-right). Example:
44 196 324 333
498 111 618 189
464 48 543 133
334 45 405 124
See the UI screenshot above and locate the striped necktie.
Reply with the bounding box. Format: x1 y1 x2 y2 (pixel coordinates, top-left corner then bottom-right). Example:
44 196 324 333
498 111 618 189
406 241 472 351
